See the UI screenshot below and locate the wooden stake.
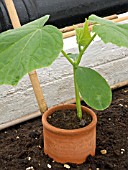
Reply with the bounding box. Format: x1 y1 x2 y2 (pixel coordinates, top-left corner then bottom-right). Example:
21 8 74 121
4 0 47 113
112 16 128 23
104 14 118 20
29 71 47 113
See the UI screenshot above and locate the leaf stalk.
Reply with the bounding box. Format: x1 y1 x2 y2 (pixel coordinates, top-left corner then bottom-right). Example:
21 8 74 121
61 50 75 66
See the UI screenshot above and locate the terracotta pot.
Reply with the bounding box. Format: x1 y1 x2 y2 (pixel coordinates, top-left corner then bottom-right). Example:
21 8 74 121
42 104 97 164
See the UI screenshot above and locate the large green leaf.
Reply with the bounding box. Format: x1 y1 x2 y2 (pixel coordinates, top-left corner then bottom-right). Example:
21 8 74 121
76 20 92 46
76 66 112 110
88 15 128 48
0 15 63 85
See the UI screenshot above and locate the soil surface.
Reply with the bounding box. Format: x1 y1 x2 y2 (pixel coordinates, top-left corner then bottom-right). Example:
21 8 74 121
47 109 92 129
0 86 128 170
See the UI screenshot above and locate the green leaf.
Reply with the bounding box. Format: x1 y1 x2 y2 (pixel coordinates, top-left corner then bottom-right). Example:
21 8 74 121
67 53 78 61
0 15 63 85
76 66 112 110
88 15 128 48
76 20 91 46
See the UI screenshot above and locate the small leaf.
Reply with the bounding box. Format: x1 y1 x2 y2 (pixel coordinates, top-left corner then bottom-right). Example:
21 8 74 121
76 66 112 110
88 15 128 48
67 53 78 61
0 15 63 85
76 20 91 46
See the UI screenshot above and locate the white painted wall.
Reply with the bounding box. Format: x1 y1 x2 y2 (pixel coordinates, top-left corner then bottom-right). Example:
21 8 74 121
0 13 128 125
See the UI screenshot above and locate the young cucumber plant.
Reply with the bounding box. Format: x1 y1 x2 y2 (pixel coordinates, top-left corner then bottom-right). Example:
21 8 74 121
61 15 128 119
0 15 128 120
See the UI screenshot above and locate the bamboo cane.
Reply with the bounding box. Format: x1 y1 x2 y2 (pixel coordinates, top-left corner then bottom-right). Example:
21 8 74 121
104 14 118 20
4 0 47 113
60 14 118 33
63 15 128 39
112 16 128 23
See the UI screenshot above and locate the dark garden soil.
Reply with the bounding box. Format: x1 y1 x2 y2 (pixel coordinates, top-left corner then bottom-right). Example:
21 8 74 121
47 109 92 129
0 86 128 170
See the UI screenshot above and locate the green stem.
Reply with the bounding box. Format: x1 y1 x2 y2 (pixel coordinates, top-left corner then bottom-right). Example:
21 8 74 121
78 44 82 53
61 50 75 66
76 33 96 65
73 66 82 120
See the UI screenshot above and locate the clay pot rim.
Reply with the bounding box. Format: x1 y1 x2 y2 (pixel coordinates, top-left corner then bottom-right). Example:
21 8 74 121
42 104 97 135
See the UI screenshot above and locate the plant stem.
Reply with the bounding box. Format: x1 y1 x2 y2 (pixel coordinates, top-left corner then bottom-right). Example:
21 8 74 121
78 44 82 53
61 50 74 66
73 66 82 120
76 33 96 65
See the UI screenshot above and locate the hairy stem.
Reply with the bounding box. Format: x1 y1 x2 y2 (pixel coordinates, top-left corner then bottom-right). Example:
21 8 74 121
73 66 82 120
